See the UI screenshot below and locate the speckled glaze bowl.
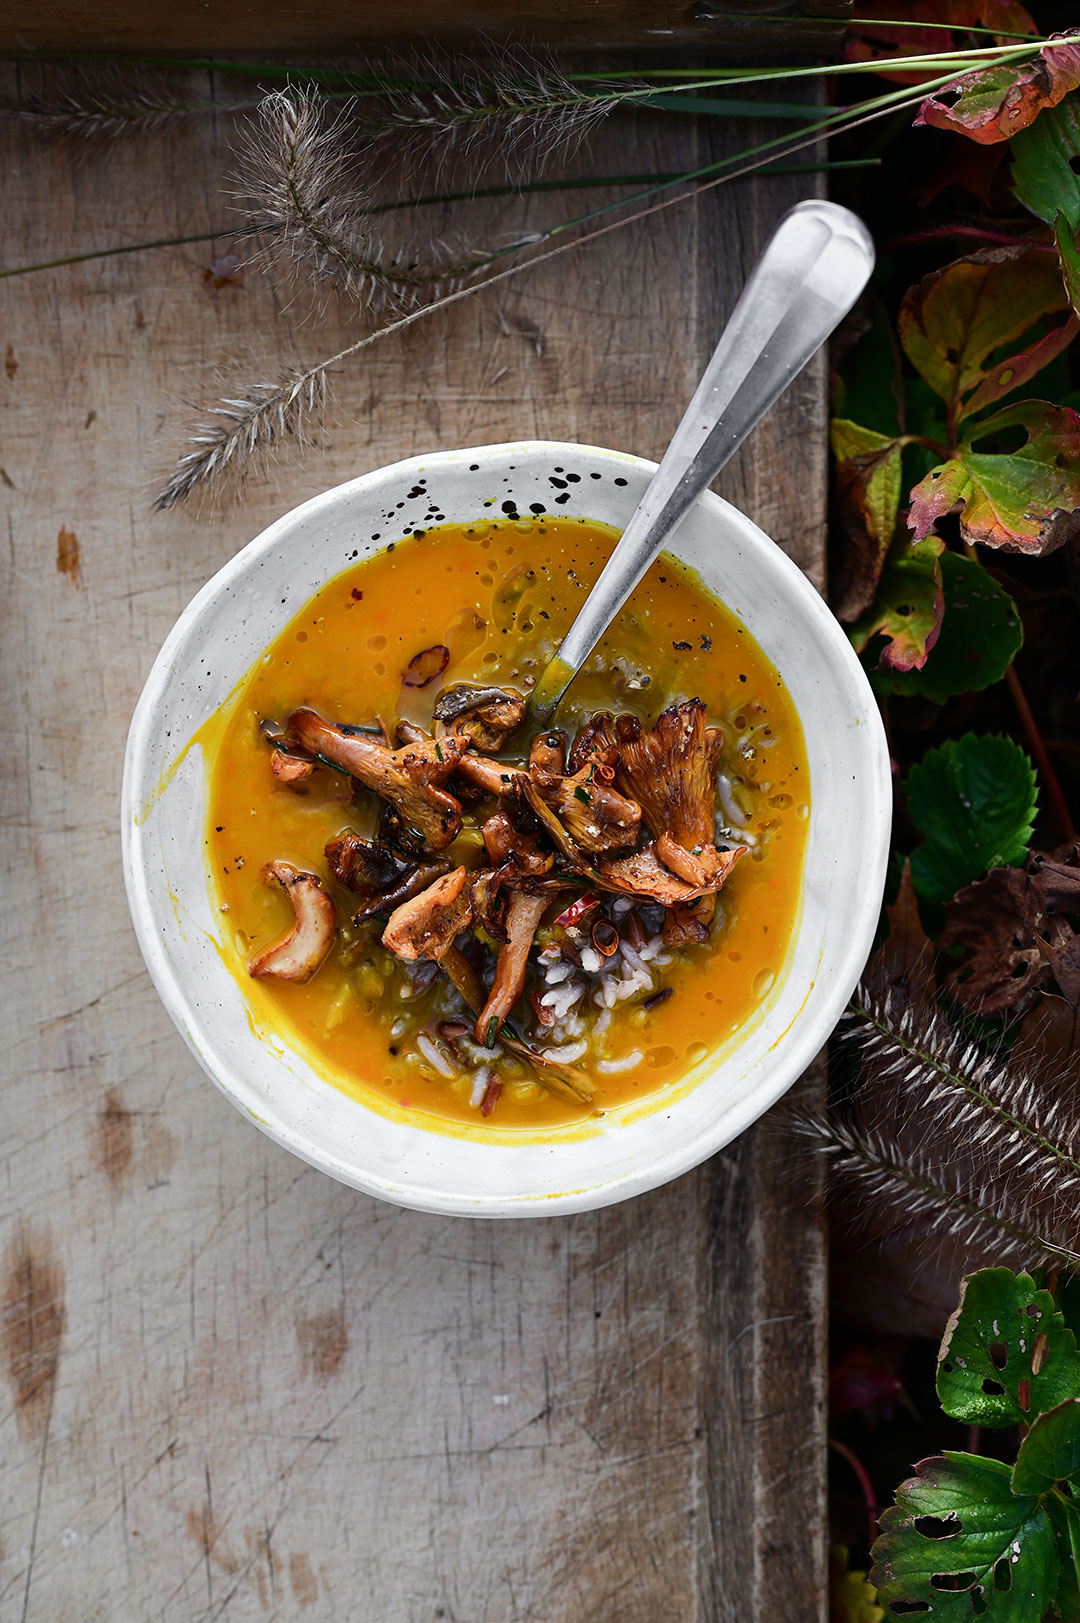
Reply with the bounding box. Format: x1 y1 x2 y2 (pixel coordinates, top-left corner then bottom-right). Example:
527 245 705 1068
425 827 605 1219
122 441 890 1217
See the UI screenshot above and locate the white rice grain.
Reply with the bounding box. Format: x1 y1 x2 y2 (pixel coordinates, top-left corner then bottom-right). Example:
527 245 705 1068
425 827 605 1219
596 1051 644 1075
580 945 603 974
716 772 748 829
541 1040 588 1063
470 1067 490 1108
416 1034 456 1079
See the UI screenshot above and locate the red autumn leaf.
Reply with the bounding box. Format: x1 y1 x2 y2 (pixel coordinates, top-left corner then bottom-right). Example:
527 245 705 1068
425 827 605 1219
908 401 1080 554
830 420 905 622
846 0 1037 86
916 32 1080 144
830 1341 909 1421
849 534 945 671
898 246 1073 423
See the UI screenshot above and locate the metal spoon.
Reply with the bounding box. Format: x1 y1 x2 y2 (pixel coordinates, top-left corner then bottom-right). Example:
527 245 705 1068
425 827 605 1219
527 199 875 722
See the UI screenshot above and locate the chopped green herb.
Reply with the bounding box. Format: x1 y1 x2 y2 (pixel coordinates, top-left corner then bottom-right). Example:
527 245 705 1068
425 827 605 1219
574 785 591 804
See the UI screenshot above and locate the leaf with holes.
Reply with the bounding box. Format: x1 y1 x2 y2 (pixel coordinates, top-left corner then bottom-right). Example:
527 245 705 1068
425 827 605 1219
915 35 1080 144
1011 97 1080 228
831 420 905 621
898 248 1074 424
869 552 1022 704
1013 1398 1080 1494
849 534 945 672
908 401 1080 555
906 735 1037 909
937 1269 1080 1427
871 1452 1058 1620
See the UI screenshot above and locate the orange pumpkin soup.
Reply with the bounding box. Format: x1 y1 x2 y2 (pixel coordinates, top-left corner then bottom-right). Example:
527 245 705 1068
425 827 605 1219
205 515 809 1130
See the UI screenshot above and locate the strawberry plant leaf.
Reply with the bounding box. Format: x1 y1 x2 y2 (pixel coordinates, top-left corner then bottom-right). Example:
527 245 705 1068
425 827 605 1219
908 401 1080 555
1011 96 1080 228
849 534 945 671
898 248 1073 423
1045 1492 1080 1621
906 735 1037 907
869 552 1022 703
915 35 1080 144
937 1269 1080 1427
871 1452 1058 1620
831 420 905 621
1013 1398 1080 1495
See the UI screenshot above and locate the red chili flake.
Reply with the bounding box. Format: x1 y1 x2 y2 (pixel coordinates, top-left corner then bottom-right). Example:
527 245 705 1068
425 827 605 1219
402 644 450 688
351 587 363 600
554 893 602 928
480 1078 502 1118
531 989 555 1027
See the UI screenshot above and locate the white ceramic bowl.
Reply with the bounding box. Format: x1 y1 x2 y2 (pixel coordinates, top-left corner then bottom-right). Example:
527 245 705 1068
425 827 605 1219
122 440 890 1217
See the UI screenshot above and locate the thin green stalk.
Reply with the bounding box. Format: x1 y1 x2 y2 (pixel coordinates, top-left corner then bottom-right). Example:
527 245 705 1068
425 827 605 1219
636 93 841 118
846 15 1036 37
466 58 996 272
0 230 223 278
0 161 879 281
3 41 1044 100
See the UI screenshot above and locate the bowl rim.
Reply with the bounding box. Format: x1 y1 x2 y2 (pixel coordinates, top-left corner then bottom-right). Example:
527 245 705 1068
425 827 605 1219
122 438 891 1216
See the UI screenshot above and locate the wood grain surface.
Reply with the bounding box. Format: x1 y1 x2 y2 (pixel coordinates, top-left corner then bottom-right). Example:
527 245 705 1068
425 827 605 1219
0 66 827 1621
3 1 849 57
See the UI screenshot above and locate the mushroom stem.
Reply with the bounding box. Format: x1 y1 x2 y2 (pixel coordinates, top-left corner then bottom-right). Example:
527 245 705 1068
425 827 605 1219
475 892 548 1046
248 861 336 982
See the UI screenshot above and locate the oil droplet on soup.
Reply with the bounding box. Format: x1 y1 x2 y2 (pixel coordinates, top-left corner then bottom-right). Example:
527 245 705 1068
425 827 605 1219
204 517 810 1134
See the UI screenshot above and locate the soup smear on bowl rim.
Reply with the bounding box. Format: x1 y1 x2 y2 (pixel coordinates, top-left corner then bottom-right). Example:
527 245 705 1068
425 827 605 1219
122 441 890 1216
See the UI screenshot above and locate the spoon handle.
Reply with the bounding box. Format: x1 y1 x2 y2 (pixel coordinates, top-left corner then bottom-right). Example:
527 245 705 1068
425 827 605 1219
528 199 875 721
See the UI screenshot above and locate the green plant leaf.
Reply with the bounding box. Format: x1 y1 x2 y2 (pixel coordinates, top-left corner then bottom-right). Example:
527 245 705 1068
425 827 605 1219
1013 1399 1080 1495
869 552 1022 703
906 735 1037 907
1045 1491 1080 1622
908 401 1080 555
831 419 905 621
937 1269 1080 1427
915 36 1080 144
1012 96 1080 229
898 248 1073 423
1057 213 1080 320
849 534 945 671
871 1452 1058 1620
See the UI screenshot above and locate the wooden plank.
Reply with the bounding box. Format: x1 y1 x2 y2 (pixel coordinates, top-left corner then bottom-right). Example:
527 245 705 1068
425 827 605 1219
4 2 848 56
0 68 826 1621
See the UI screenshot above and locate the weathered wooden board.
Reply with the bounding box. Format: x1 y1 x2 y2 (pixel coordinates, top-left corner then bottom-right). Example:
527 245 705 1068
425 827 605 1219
3 1 848 57
0 67 827 1621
